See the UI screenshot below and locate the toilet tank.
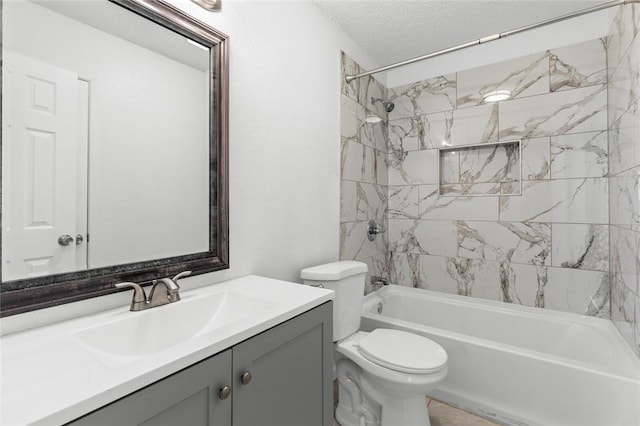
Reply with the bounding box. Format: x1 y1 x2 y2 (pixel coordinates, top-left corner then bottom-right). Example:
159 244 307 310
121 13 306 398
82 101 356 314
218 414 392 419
300 261 367 341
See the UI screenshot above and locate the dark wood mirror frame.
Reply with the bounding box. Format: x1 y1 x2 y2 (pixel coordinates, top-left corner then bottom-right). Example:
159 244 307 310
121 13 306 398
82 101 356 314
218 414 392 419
0 0 229 316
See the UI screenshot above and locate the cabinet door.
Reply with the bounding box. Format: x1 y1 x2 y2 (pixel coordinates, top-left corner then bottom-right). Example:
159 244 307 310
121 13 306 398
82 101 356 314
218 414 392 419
232 302 333 426
69 349 232 426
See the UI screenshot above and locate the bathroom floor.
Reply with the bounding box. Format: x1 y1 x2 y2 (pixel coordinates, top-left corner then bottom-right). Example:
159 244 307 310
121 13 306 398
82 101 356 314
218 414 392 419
333 398 499 425
428 399 499 426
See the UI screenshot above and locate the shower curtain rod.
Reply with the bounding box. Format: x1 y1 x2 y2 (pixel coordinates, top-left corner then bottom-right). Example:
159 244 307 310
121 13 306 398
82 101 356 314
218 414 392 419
345 0 639 83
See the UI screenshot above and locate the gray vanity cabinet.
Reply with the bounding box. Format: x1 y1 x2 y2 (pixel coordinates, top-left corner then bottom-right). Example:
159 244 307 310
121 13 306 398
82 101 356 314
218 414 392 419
69 302 332 426
233 301 333 426
69 349 233 426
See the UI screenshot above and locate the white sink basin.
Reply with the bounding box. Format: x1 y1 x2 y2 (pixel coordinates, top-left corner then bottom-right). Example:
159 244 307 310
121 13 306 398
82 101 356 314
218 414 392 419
73 290 272 363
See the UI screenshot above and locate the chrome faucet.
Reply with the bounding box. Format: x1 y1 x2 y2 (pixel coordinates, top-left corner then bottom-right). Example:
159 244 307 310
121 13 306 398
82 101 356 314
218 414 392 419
115 271 191 311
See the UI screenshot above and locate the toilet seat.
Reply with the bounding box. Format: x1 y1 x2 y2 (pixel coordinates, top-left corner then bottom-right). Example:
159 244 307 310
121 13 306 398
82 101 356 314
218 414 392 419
356 329 447 374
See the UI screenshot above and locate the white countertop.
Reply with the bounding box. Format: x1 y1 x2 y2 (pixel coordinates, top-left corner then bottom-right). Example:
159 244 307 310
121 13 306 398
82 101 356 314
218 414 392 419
0 275 334 426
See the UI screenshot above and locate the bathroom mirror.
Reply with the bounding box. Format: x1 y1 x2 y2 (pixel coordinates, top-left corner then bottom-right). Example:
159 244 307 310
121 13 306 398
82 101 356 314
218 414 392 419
0 0 229 315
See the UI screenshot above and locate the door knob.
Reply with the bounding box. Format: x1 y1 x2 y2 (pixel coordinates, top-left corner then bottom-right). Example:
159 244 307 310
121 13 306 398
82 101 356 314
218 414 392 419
76 234 84 245
219 385 231 400
240 371 252 385
57 234 74 246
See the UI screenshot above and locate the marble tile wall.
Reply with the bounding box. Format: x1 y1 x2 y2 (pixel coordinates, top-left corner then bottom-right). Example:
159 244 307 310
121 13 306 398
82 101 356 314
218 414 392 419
608 3 640 357
386 37 612 318
341 10 640 358
340 53 389 293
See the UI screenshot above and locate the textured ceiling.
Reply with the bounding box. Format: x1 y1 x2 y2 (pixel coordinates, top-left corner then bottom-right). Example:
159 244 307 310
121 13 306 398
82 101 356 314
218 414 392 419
314 0 603 66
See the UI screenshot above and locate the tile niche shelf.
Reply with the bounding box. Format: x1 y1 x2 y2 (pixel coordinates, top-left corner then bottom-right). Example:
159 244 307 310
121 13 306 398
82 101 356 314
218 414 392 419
437 139 522 197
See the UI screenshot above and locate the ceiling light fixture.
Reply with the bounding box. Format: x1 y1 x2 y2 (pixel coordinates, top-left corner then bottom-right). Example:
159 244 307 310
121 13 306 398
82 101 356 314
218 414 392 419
483 90 512 103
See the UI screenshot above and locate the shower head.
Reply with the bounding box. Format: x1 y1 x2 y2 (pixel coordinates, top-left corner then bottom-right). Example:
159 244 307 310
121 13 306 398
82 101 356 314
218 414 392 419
370 97 395 113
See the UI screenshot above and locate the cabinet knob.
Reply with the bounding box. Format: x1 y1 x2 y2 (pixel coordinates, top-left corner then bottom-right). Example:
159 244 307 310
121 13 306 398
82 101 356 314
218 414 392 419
219 385 231 400
240 371 252 385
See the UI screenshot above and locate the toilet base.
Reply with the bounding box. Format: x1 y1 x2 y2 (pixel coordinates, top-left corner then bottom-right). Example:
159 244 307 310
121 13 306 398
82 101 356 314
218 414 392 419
335 395 431 426
335 359 380 426
380 395 430 426
335 358 433 426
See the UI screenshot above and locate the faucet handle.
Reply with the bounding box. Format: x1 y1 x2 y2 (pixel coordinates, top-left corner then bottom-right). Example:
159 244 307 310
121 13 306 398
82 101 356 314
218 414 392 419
171 270 192 285
115 282 147 303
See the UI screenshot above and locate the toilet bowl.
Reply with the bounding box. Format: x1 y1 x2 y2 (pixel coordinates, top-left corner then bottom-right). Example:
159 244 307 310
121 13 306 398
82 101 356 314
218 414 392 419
335 330 447 426
300 261 448 426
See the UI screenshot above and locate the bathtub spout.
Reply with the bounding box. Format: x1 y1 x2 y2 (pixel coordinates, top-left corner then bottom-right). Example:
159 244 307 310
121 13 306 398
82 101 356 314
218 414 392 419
370 276 389 287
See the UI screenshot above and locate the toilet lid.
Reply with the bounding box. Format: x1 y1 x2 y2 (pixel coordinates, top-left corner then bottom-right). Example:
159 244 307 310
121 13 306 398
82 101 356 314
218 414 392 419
357 329 447 374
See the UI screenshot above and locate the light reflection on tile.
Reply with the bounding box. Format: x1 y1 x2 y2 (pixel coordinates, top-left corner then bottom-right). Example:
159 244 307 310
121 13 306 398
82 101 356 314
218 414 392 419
457 51 549 108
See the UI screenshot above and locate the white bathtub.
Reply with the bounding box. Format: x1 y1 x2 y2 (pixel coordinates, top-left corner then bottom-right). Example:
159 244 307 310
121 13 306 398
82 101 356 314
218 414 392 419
361 286 640 426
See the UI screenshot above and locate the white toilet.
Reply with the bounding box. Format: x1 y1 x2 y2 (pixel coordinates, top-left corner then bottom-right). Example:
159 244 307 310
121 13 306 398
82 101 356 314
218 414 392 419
301 261 447 426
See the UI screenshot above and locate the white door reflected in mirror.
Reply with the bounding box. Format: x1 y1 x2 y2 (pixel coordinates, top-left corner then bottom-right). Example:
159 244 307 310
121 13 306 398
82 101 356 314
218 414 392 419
2 52 88 281
2 0 211 282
